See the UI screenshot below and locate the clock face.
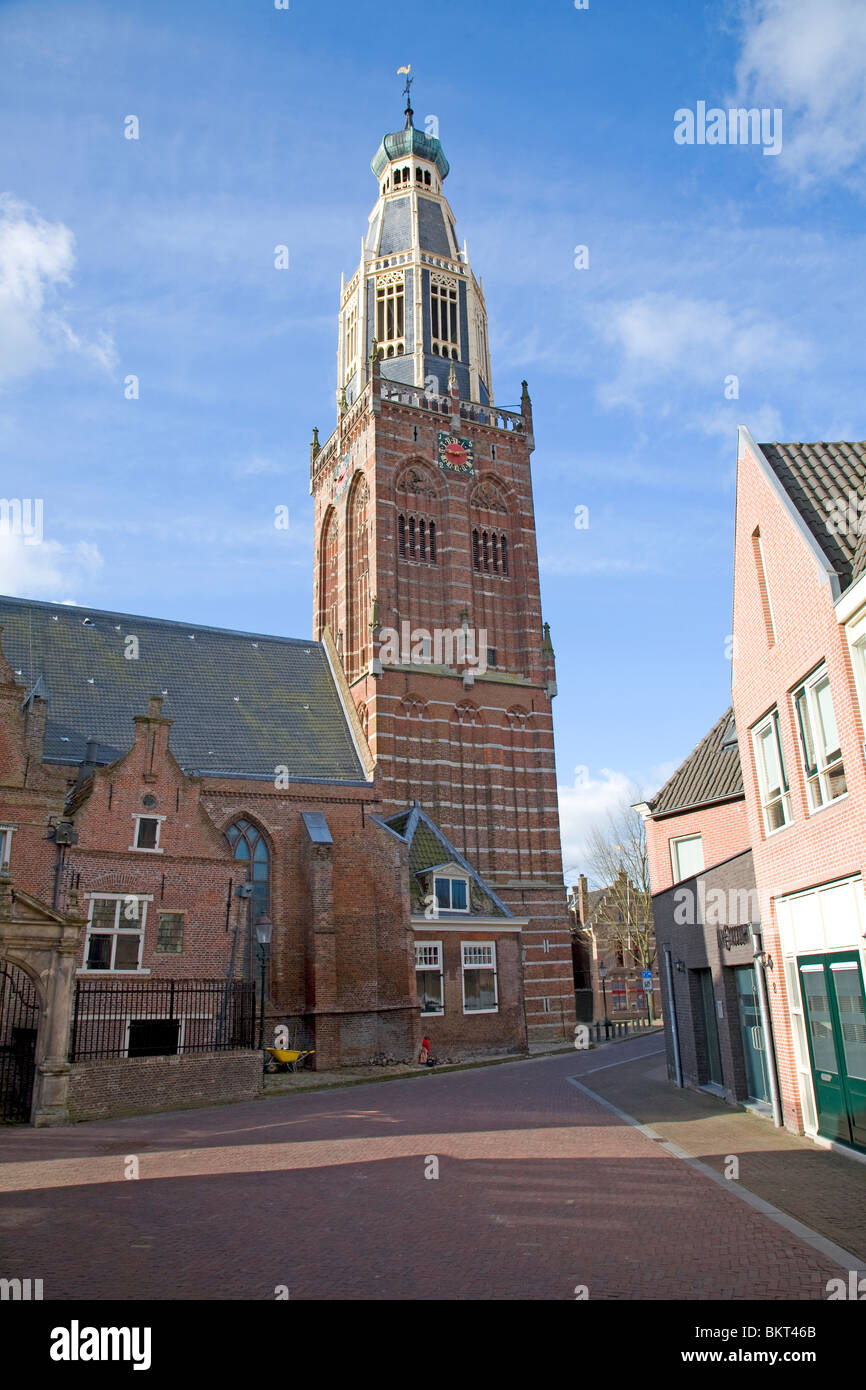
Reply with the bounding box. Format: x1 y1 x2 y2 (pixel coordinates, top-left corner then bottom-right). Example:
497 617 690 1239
333 453 351 498
437 431 475 475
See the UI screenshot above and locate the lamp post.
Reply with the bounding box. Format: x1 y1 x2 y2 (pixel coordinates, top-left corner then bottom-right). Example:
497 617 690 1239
598 962 609 1033
255 913 273 1052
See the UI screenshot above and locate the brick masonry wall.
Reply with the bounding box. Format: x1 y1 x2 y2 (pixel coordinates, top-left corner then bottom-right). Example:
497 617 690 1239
646 797 750 896
67 1050 262 1122
311 388 575 1044
731 441 866 1133
653 849 759 1103
413 930 526 1056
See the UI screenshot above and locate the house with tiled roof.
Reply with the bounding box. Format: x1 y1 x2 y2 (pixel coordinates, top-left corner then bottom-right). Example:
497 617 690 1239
728 429 866 1154
0 595 531 1124
642 430 866 1156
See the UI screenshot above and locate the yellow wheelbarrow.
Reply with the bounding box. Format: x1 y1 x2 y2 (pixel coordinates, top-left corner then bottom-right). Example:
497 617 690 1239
265 1047 315 1073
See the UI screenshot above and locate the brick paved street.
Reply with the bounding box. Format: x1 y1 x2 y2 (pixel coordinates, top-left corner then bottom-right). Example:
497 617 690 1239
0 1037 859 1300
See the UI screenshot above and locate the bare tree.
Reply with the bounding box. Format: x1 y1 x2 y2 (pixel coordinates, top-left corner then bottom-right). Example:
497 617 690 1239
568 795 657 1018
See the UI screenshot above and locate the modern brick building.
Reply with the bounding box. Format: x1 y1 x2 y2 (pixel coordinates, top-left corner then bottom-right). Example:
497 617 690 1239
644 432 866 1157
0 99 574 1123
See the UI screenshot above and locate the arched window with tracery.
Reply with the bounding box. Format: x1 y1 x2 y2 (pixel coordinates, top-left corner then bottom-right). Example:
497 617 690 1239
318 508 339 640
226 819 270 925
347 474 370 680
396 465 439 571
469 476 512 672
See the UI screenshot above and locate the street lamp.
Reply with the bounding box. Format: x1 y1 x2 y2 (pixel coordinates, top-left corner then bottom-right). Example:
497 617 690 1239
254 913 273 1052
598 962 609 1033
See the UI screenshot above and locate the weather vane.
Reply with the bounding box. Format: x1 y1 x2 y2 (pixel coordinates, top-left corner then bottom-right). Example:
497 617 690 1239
397 64 413 118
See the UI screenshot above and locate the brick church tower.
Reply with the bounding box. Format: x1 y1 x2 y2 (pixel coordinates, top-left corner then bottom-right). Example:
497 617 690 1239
310 89 576 1044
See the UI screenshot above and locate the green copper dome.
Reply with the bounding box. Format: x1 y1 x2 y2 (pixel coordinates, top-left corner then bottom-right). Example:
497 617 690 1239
371 121 450 180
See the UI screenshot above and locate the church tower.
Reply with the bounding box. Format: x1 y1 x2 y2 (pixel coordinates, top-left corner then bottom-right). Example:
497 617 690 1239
310 89 576 1044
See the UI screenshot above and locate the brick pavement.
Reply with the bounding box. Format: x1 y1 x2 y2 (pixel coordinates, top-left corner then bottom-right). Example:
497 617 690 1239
577 1042 866 1265
0 1038 856 1300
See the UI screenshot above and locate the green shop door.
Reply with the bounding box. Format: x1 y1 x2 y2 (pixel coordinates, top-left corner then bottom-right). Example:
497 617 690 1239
799 954 866 1151
734 965 770 1104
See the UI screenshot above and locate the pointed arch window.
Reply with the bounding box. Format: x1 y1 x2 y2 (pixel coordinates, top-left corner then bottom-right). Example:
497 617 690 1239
226 819 270 924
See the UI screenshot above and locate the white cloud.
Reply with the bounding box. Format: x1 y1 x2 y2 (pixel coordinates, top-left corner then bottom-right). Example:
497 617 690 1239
0 532 103 599
733 0 866 189
698 401 784 444
558 766 639 880
0 195 116 385
591 292 812 412
233 455 283 477
557 756 686 884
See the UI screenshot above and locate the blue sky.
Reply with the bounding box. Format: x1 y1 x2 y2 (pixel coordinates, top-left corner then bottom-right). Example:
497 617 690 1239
2 0 866 872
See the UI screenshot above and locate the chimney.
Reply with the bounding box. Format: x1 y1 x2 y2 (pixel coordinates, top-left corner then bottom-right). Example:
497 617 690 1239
133 695 173 781
578 873 589 926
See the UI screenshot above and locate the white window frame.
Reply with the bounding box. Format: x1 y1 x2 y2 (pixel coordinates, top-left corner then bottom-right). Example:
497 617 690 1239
434 875 469 912
0 825 14 870
752 708 792 835
846 610 866 730
415 941 444 1016
792 666 847 812
84 894 150 973
130 814 165 853
670 833 704 883
461 941 498 1014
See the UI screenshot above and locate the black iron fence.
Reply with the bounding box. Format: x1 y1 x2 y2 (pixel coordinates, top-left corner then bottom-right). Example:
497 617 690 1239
70 978 256 1062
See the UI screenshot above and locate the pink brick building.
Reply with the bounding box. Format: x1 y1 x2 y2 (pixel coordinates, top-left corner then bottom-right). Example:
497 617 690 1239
644 431 866 1155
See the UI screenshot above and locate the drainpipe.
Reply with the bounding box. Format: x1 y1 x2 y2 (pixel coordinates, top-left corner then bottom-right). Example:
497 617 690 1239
663 943 683 1088
751 924 783 1128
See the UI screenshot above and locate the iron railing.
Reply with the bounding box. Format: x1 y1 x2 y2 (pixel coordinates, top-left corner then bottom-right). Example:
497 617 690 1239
69 977 256 1062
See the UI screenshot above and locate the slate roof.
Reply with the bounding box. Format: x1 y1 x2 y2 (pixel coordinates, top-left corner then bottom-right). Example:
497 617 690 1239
384 803 511 918
0 596 366 783
648 708 743 816
758 440 866 592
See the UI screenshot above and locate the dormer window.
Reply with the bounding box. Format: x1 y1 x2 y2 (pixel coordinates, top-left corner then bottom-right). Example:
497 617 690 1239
434 875 468 912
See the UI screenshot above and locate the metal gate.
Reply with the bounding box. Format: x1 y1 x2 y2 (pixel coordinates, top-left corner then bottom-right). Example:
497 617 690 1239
0 962 40 1123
